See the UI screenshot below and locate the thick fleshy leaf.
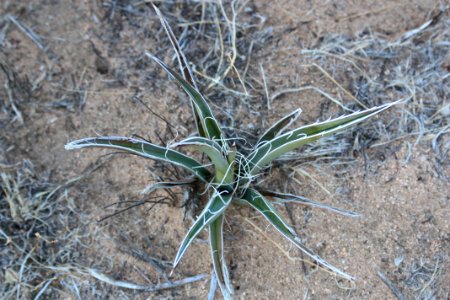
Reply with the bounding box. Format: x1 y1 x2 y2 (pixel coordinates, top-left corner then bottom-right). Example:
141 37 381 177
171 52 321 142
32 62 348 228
152 5 205 138
241 188 353 280
173 191 232 270
257 108 302 145
145 53 223 144
259 189 360 218
248 102 397 174
65 136 211 182
171 137 233 184
152 4 198 89
209 215 233 300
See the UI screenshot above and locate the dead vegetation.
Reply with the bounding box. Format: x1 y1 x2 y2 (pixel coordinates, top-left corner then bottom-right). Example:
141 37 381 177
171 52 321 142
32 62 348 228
0 0 449 299
297 10 449 174
378 256 448 300
0 157 206 299
1 160 85 299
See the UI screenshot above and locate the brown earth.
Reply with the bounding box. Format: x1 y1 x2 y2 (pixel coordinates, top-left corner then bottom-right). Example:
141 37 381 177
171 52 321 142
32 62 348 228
1 0 449 299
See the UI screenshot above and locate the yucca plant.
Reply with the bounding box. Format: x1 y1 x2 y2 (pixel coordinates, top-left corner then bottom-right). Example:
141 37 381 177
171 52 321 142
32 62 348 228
65 7 396 299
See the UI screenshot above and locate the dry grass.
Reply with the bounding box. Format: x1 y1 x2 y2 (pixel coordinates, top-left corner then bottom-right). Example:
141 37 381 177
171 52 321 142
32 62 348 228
1 160 87 299
0 0 448 298
294 10 449 172
0 157 206 299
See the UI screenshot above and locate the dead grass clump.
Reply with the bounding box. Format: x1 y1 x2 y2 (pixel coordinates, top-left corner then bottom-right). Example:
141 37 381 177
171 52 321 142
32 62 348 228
0 157 207 299
378 256 449 300
298 10 449 174
0 160 82 298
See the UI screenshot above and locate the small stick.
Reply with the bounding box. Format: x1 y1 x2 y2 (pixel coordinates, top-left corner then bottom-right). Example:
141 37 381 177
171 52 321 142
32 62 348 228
259 63 270 110
8 15 46 51
271 86 351 112
86 268 206 291
242 217 338 278
312 63 368 109
4 81 24 124
293 167 331 196
377 271 405 300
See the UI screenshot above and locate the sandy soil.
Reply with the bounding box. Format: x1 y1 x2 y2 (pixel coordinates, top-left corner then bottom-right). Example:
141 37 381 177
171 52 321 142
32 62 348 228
1 0 448 299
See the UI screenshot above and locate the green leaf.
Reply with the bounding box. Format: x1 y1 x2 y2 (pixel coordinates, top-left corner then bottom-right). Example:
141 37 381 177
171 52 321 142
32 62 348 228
209 215 233 300
257 108 302 145
171 137 233 184
248 102 396 174
152 5 206 138
259 189 360 218
173 191 232 269
241 188 353 280
65 136 211 182
146 53 224 145
152 4 198 88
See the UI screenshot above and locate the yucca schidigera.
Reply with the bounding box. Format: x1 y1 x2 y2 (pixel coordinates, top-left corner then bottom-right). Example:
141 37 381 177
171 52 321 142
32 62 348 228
65 6 397 299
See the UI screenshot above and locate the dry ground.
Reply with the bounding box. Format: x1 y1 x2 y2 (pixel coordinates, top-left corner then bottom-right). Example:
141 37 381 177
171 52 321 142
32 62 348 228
1 1 449 299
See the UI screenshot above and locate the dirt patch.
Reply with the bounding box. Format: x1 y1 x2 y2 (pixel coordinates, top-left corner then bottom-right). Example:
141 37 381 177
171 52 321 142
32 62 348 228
1 0 448 299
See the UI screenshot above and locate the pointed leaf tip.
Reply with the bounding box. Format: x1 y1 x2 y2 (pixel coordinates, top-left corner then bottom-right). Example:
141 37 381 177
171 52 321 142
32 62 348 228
242 188 354 281
63 136 211 182
248 102 398 174
173 192 232 270
145 52 224 144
